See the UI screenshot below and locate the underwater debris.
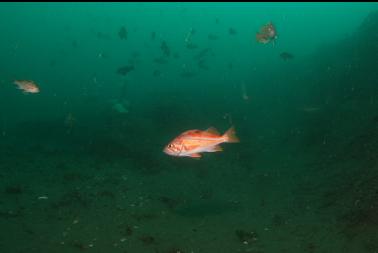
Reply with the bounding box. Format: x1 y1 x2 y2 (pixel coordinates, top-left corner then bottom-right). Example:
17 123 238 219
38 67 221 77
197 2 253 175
235 229 259 244
256 22 277 44
116 65 134 76
160 41 170 57
280 52 294 61
118 26 127 40
229 27 237 35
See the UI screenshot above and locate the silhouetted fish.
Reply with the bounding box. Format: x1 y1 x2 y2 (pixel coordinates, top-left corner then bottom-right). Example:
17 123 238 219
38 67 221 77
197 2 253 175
161 41 170 57
118 26 127 40
151 31 156 40
194 48 212 60
117 65 134 76
280 52 294 61
229 28 237 35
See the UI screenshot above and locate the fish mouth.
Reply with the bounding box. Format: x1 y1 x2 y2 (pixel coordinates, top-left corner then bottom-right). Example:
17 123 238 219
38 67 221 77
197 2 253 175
163 148 176 156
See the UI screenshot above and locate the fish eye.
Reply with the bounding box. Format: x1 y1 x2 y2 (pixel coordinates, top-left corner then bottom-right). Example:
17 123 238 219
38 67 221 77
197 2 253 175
168 144 173 148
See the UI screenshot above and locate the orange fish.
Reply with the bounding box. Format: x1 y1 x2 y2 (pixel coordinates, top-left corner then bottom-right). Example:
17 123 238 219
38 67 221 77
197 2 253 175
14 80 40 94
256 22 277 44
164 126 239 158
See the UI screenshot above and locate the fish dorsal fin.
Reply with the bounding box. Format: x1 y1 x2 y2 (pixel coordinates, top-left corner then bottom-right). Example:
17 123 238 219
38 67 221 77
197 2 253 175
205 127 220 135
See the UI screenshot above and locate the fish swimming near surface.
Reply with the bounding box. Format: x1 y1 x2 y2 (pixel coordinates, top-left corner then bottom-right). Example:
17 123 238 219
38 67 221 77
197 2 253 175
164 126 239 158
14 80 40 94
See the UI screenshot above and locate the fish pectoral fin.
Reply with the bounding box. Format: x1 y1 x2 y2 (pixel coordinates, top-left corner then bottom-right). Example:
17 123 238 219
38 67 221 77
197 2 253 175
205 145 223 152
189 153 202 158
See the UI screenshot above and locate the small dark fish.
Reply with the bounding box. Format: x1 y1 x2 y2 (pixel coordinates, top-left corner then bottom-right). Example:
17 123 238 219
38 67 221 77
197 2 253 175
154 56 168 64
215 18 219 24
208 34 219 40
194 48 212 60
186 42 198 50
229 28 237 35
151 31 156 40
118 26 127 40
280 52 294 61
117 65 134 76
161 41 170 57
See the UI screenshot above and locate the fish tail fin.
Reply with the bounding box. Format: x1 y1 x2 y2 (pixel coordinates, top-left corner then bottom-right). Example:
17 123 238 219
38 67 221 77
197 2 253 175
223 126 239 143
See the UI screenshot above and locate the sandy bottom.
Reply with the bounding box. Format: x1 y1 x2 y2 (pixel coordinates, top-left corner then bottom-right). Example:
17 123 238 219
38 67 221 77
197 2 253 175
0 137 375 253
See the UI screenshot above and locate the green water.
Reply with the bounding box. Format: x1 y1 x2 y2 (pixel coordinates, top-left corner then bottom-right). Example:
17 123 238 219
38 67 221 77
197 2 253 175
1 2 378 253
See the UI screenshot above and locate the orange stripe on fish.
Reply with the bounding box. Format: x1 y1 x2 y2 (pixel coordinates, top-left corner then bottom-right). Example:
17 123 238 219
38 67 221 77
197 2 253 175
163 126 239 158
